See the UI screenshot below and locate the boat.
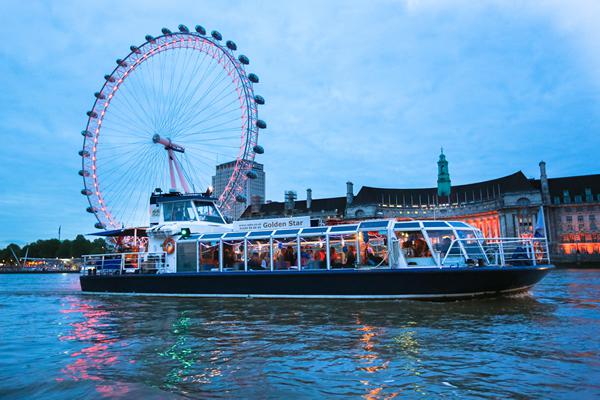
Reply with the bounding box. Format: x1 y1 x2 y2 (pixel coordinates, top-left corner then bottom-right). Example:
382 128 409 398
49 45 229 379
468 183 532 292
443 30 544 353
79 190 553 300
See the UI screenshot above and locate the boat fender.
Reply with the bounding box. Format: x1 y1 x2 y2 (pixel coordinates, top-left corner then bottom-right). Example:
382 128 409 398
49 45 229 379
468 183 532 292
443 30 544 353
162 237 176 254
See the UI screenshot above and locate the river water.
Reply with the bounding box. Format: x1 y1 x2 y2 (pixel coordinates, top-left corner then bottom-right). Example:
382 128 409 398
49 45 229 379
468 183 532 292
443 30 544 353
0 270 598 399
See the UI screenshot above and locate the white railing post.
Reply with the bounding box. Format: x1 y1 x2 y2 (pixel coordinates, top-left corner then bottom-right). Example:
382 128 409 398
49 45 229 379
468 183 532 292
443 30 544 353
325 234 331 270
499 241 505 266
244 239 248 272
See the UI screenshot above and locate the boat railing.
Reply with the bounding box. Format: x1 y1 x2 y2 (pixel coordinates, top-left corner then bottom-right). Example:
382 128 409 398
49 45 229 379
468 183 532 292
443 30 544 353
441 237 550 267
81 252 167 275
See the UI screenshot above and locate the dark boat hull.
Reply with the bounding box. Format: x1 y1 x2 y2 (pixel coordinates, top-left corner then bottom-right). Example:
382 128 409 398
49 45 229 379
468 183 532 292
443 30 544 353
79 265 553 300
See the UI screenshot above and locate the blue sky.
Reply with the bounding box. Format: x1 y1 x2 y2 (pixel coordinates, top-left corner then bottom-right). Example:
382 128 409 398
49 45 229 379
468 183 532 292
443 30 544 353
0 0 599 246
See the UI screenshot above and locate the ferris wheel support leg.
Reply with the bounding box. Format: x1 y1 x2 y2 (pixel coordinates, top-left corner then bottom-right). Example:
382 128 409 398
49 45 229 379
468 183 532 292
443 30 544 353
167 149 177 191
173 153 191 194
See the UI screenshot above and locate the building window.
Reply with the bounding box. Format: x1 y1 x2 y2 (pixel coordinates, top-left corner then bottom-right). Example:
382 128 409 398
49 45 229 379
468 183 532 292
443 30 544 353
575 195 583 204
563 190 571 203
566 216 573 223
578 215 584 223
553 196 561 205
585 188 593 203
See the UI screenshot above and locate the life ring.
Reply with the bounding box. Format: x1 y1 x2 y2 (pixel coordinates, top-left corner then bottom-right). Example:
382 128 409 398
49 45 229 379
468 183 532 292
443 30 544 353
162 237 176 254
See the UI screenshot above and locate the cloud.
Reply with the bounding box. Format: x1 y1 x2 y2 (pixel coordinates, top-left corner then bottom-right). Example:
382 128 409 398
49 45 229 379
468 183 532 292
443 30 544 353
0 0 598 244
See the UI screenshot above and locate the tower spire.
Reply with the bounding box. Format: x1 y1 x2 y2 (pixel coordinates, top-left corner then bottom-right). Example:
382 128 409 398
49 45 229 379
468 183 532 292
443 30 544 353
437 148 451 197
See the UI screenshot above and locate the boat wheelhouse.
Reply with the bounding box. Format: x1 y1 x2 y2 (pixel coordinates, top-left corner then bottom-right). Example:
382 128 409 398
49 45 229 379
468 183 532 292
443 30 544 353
80 194 553 299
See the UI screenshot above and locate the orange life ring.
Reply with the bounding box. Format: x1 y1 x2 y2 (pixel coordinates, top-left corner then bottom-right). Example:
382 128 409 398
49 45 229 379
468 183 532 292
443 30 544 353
162 237 176 254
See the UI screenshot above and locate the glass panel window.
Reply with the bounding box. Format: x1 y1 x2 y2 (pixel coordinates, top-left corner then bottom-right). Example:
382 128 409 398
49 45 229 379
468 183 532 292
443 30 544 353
394 222 421 229
222 240 244 271
299 235 327 270
426 230 460 258
163 201 196 222
194 201 224 223
248 230 273 238
199 241 220 271
423 221 449 228
301 227 328 235
176 242 197 272
272 237 299 270
456 230 486 260
330 225 358 233
246 239 270 270
359 231 388 266
328 234 358 268
359 221 389 230
395 230 432 261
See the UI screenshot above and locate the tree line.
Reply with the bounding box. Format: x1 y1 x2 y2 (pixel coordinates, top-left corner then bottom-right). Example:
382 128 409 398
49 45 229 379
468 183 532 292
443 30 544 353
0 235 107 264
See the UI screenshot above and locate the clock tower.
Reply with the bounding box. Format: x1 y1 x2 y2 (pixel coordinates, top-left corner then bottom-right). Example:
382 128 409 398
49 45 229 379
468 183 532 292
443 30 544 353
437 148 451 197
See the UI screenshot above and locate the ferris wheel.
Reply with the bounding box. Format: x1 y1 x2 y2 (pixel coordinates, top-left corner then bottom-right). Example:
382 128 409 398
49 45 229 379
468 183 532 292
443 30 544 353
79 24 266 230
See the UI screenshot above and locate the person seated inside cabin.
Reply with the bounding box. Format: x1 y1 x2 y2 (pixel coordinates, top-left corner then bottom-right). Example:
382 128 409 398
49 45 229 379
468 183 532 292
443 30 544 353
345 245 357 267
223 247 235 269
440 237 452 257
284 245 296 267
248 251 264 270
413 238 431 257
330 247 344 268
260 253 269 269
365 245 384 266
318 248 327 269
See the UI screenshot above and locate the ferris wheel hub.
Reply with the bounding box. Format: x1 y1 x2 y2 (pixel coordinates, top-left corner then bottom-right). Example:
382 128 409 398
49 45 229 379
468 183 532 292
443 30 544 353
152 134 185 153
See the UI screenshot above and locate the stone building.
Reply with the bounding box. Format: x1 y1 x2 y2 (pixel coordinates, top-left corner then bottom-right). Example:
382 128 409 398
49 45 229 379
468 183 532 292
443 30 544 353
241 152 599 265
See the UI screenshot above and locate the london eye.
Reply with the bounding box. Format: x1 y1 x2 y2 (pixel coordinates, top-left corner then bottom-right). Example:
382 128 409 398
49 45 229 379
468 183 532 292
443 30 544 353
79 24 266 229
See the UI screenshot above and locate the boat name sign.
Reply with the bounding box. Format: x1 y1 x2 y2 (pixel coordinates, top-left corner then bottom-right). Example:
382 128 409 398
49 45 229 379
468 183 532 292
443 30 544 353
233 216 310 231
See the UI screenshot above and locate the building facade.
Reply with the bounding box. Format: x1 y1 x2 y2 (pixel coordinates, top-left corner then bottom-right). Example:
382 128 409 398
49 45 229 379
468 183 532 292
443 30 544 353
212 160 266 220
241 153 599 266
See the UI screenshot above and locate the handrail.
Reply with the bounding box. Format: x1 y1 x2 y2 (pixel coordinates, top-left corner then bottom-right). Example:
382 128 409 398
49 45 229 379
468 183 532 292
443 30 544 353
81 251 167 275
441 237 550 267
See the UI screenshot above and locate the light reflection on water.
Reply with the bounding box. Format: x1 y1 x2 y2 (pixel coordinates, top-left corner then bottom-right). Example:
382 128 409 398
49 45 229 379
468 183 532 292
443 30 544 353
0 270 599 399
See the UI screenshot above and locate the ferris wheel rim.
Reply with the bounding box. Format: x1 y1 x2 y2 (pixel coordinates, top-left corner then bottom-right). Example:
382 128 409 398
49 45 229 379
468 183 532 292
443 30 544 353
80 28 263 229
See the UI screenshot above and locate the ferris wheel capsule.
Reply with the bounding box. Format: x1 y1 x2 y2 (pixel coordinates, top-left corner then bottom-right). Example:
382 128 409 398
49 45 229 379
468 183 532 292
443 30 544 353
161 27 172 35
211 30 222 41
86 111 97 118
116 59 127 67
104 74 115 83
236 195 247 203
238 54 249 65
256 120 267 129
254 95 265 105
246 171 258 179
79 150 90 157
94 92 105 99
79 170 90 177
81 130 93 137
86 206 98 214
195 25 206 35
226 40 237 51
145 34 155 43
178 24 189 33
253 145 264 154
130 45 141 54
94 222 106 229
248 73 259 83
81 189 92 196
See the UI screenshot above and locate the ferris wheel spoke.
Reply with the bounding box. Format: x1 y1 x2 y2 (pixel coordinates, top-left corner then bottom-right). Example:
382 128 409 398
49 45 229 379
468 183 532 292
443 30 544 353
117 68 158 132
109 84 156 134
172 62 230 129
173 93 240 137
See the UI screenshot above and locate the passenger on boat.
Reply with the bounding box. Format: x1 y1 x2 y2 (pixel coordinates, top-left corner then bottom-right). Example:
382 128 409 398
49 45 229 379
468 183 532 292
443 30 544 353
365 245 384 266
248 252 264 270
318 248 327 269
284 245 296 265
345 245 357 267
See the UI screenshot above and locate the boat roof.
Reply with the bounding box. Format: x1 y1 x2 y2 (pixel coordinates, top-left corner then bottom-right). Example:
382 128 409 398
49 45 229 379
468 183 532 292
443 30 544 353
87 227 148 237
186 219 478 241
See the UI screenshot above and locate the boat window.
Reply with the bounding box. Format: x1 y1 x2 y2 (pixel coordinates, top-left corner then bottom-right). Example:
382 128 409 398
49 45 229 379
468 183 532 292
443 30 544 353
394 222 421 229
299 235 327 270
300 227 328 235
274 228 300 236
176 241 197 272
163 201 196 222
422 221 449 228
448 221 469 228
359 221 389 230
329 225 358 233
359 231 388 267
223 232 248 239
456 230 486 260
246 239 270 271
328 233 358 268
395 230 432 261
201 233 224 240
272 237 299 270
194 201 225 223
247 230 273 238
426 230 461 258
222 240 244 271
199 241 219 271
